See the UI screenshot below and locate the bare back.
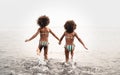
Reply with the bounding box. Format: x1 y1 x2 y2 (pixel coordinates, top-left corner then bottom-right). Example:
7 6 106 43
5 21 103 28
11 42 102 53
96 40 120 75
39 27 50 41
65 32 76 45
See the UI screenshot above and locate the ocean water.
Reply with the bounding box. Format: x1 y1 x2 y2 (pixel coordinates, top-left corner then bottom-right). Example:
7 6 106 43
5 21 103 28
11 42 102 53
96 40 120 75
0 27 120 75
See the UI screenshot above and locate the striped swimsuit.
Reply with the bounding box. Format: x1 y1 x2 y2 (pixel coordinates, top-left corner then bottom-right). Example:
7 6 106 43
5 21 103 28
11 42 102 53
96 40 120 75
39 41 49 46
65 44 75 51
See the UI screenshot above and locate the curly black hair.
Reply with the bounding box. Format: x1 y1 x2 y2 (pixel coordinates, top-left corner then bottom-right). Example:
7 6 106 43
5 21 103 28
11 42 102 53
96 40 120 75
37 15 50 28
64 20 76 33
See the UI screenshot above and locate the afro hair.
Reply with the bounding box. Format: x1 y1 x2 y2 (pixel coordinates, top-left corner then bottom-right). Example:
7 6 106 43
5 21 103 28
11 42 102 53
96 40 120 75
64 20 76 33
37 15 50 28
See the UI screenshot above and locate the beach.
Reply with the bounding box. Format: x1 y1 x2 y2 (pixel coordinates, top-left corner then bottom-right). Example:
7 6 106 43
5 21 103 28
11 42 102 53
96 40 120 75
0 0 120 74
0 55 120 75
0 28 120 75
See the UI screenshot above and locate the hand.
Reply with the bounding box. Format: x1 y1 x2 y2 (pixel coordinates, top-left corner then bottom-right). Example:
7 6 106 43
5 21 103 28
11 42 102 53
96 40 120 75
25 39 29 42
84 46 88 50
85 47 88 50
59 42 61 45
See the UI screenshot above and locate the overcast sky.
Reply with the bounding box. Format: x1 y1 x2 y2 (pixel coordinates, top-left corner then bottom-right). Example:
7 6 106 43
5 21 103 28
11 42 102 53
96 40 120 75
0 0 120 29
0 0 120 51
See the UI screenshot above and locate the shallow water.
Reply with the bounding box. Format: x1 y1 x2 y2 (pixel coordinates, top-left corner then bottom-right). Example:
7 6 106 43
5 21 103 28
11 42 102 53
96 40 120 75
0 28 120 75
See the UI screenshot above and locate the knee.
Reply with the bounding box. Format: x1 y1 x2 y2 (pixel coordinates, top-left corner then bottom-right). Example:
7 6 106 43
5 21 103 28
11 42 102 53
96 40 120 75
44 51 47 56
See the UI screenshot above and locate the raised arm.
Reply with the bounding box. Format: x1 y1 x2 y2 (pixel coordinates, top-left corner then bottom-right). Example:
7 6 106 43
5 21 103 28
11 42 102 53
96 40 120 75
59 32 65 45
75 32 88 50
25 28 40 42
49 29 59 41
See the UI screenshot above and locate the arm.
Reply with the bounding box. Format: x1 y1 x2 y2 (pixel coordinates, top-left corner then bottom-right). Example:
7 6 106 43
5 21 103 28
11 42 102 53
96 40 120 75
49 29 59 41
75 32 88 50
59 32 65 45
25 28 40 42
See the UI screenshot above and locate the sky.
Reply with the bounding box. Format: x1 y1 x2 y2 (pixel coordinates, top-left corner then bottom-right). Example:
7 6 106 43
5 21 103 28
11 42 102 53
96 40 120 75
0 0 120 29
0 0 120 54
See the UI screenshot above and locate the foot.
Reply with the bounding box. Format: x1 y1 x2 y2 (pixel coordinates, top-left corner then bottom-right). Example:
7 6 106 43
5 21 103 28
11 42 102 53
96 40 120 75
36 48 40 56
64 62 69 66
70 58 73 62
39 59 47 65
44 59 48 62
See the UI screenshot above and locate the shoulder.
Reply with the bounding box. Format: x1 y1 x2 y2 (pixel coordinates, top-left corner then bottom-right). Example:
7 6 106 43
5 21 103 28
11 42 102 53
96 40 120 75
45 27 51 32
38 28 41 31
73 32 77 35
64 31 67 35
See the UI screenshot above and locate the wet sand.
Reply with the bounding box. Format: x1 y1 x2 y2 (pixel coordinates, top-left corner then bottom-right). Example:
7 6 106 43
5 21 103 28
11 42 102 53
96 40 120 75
0 29 120 75
0 56 120 75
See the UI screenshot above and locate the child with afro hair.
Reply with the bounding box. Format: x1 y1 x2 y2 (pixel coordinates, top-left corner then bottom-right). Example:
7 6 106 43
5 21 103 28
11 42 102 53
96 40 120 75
59 20 88 63
25 15 59 61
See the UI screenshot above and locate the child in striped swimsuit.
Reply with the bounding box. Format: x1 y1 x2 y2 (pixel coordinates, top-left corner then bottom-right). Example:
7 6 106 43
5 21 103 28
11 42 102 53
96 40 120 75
59 20 88 63
25 15 59 61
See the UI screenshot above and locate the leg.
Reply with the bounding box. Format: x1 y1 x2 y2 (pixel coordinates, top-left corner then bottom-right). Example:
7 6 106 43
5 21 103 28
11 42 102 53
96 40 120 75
37 45 42 55
44 46 48 60
71 49 74 61
65 49 69 63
